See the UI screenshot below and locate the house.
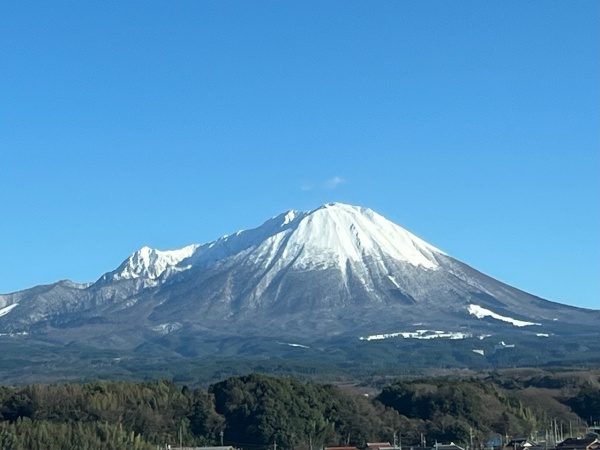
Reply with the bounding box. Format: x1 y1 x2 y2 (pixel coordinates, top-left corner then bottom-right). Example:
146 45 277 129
505 438 536 449
367 442 393 450
324 446 360 450
433 443 465 450
168 446 237 450
556 437 600 450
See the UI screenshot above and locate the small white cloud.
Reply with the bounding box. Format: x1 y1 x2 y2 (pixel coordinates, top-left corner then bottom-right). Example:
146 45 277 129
301 176 346 191
323 176 345 189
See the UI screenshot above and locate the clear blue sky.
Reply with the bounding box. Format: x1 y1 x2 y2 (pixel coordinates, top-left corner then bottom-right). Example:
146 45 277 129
1 1 598 309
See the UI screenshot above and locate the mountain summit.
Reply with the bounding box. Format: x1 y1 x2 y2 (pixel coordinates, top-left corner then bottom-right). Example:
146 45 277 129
0 203 597 362
231 202 445 271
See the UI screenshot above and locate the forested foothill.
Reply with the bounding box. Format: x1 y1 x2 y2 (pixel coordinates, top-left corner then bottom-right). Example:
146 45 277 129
0 369 598 450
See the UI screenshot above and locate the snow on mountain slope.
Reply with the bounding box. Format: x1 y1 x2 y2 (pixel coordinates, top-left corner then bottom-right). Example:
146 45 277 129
99 203 444 288
0 303 18 318
189 203 444 272
283 203 444 270
103 244 199 281
144 203 449 305
468 304 541 327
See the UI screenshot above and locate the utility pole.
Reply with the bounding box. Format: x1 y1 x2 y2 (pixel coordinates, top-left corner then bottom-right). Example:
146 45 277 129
220 430 224 446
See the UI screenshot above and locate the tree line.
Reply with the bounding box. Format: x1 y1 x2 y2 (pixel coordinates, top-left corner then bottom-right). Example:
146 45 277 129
0 371 598 450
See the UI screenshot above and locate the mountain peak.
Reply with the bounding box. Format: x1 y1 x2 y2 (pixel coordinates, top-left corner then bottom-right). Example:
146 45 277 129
103 243 199 282
317 202 369 213
288 202 444 270
99 203 445 284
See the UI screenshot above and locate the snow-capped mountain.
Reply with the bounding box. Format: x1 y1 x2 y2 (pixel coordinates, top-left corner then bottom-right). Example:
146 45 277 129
0 203 597 359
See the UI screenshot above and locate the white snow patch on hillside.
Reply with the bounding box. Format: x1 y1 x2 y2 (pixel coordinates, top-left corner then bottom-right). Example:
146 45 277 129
0 331 28 337
0 303 18 317
360 329 472 341
278 342 310 349
387 275 401 289
151 322 183 335
468 304 541 327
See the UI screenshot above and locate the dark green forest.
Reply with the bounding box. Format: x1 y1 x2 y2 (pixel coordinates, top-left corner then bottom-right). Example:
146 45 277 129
0 369 598 450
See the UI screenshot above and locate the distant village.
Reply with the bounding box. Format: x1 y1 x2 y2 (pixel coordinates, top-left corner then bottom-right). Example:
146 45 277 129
165 426 600 450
